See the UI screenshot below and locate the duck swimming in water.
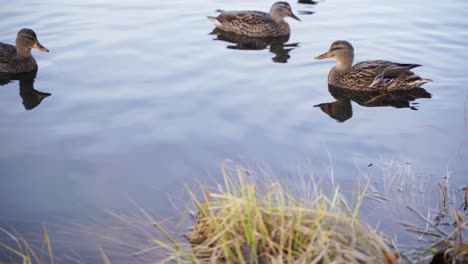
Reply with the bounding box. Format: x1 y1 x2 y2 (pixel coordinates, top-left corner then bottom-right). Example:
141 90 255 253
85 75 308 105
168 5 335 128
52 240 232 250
0 28 49 74
315 40 431 91
207 2 301 37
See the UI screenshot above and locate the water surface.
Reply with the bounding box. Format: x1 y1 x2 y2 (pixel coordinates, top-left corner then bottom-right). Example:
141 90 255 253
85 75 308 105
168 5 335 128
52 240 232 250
1 0 467 260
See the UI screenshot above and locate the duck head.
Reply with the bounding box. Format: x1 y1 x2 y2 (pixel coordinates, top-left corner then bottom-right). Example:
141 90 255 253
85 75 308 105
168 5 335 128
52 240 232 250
315 40 354 68
16 28 49 56
270 2 301 23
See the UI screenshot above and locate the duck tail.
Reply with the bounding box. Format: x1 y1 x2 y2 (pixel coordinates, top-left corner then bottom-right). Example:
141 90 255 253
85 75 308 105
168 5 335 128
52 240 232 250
397 63 422 69
207 16 222 27
407 78 432 89
419 78 433 85
403 66 432 88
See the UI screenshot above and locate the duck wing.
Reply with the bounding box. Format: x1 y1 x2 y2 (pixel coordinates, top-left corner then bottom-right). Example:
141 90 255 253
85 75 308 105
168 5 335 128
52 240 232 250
347 60 430 90
0 43 17 66
215 10 270 25
208 11 278 36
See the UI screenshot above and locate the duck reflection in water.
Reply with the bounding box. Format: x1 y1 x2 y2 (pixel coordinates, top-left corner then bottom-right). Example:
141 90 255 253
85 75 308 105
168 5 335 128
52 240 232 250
315 85 431 122
297 0 319 5
0 71 51 110
210 28 299 63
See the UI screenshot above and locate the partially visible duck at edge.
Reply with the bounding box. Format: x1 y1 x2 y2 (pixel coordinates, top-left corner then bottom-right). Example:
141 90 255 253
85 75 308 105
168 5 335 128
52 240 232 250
208 1 301 37
315 40 432 91
0 28 49 74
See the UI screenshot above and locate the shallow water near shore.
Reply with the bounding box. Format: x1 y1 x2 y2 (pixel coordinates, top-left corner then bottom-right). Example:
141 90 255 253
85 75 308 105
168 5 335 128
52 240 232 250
0 0 467 260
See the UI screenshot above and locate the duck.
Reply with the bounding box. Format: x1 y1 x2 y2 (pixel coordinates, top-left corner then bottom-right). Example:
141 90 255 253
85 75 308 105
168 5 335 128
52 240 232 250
315 40 432 91
207 2 301 37
0 28 49 74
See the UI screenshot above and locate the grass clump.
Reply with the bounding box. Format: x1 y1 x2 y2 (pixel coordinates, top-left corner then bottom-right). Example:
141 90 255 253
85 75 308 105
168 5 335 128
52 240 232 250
154 161 398 263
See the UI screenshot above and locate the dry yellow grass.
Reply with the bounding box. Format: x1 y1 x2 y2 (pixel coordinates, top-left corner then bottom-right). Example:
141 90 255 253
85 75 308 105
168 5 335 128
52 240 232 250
151 161 398 264
2 161 464 263
0 225 53 264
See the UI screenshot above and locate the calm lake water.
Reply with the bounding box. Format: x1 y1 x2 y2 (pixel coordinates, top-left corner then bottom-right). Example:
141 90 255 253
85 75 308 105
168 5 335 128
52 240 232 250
1 0 467 261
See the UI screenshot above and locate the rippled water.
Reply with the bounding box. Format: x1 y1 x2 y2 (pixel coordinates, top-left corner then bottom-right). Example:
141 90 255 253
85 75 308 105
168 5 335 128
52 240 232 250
1 0 467 260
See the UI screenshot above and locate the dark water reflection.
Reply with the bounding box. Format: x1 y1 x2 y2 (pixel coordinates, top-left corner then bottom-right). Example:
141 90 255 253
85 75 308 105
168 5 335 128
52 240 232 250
298 0 319 4
0 72 51 110
210 29 299 63
315 85 431 122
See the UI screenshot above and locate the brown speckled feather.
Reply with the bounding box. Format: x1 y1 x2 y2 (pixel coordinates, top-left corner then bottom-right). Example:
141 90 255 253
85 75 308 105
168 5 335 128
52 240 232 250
0 43 18 68
331 60 431 91
0 42 37 73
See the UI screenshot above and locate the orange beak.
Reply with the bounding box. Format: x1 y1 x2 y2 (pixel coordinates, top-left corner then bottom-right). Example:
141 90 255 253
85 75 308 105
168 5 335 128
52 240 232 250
34 42 49 52
314 51 332 60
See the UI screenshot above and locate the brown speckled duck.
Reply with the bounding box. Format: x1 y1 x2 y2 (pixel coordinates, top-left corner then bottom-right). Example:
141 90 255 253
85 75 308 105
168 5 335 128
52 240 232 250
315 40 432 91
207 2 301 37
0 28 49 74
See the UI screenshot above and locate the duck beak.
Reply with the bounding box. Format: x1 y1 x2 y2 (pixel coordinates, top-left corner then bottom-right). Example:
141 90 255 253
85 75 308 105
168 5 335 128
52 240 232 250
290 12 301 21
35 91 52 101
314 51 332 60
34 42 49 52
